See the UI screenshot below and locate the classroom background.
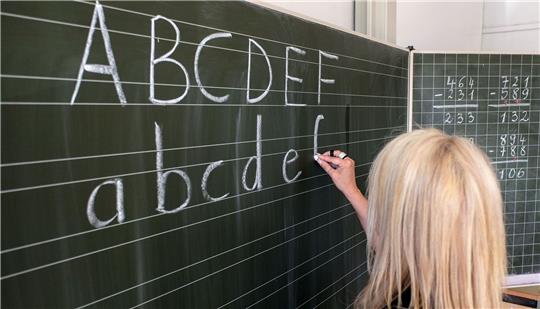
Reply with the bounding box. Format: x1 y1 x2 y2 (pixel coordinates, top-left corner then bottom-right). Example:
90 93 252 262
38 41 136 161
1 0 539 308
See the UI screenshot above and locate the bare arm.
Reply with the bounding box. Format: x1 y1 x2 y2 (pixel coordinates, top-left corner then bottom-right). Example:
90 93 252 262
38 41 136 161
314 151 368 231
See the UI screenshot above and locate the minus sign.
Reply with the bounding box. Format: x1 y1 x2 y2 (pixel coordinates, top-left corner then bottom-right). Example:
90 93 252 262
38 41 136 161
488 150 494 153
490 92 496 95
434 94 443 97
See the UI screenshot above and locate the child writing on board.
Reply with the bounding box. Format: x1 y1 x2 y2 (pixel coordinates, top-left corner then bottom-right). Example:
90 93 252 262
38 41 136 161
315 128 506 309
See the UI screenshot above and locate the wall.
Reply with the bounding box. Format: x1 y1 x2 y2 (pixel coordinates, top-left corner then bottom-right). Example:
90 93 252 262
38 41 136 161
395 0 539 53
259 0 355 31
262 0 539 54
481 1 540 53
395 1 484 51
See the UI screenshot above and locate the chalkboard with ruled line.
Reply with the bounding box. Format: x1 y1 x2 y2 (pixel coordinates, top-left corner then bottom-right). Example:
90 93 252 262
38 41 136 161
412 52 540 275
1 1 408 307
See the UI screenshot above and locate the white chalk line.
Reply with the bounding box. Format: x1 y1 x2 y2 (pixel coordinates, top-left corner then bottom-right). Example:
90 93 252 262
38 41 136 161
501 188 540 192
75 202 355 308
504 230 539 237
296 261 367 309
504 209 540 215
432 104 478 109
0 12 406 80
488 103 532 107
0 74 408 100
311 267 368 309
0 136 391 193
0 173 368 280
131 229 365 309
1 101 408 107
412 74 540 77
1 125 405 167
243 238 363 309
216 235 364 309
295 262 366 309
73 0 408 72
1 166 371 255
492 159 529 164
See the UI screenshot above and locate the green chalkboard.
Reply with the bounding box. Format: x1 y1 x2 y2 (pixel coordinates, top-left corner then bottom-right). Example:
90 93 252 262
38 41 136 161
412 52 540 276
1 1 408 307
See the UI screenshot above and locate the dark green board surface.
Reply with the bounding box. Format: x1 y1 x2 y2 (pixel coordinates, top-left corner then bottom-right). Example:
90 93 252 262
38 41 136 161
1 1 408 307
412 52 540 275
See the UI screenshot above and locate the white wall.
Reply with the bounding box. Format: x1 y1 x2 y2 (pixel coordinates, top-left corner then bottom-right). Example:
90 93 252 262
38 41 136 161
395 0 539 53
395 1 484 51
259 0 355 31
260 0 539 54
481 1 540 53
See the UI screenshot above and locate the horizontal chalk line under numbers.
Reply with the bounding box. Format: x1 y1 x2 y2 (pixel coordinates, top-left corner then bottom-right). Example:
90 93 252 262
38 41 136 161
0 74 408 100
0 12 406 80
489 104 532 107
1 125 405 168
296 261 367 309
0 164 370 255
0 172 368 280
311 267 368 309
216 238 363 309
0 136 389 193
74 0 408 71
127 215 362 309
75 202 355 308
492 159 529 164
244 239 363 309
433 104 478 109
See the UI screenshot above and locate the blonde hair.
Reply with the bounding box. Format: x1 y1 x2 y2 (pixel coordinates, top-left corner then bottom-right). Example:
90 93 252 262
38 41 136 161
356 129 506 309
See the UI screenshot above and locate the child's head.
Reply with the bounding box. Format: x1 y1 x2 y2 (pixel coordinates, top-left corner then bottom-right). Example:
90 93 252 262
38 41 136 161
358 128 506 309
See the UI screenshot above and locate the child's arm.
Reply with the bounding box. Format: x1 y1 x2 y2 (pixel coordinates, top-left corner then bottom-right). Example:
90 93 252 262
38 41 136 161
314 151 369 231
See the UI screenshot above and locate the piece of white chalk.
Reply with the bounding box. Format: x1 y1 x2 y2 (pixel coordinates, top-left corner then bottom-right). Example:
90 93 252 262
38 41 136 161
313 155 319 161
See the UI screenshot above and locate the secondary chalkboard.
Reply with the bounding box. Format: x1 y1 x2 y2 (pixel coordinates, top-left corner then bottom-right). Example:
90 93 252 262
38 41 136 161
412 52 540 275
1 1 408 307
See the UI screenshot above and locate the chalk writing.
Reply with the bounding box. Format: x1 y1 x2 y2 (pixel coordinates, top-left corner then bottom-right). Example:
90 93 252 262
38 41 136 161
71 1 126 105
86 178 125 228
149 15 190 105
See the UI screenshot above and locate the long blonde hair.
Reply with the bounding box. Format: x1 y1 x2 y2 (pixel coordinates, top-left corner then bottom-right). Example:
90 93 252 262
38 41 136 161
357 129 506 308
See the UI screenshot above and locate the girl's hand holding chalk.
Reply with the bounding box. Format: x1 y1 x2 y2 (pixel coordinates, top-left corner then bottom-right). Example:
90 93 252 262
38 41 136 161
314 150 368 232
314 150 359 197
